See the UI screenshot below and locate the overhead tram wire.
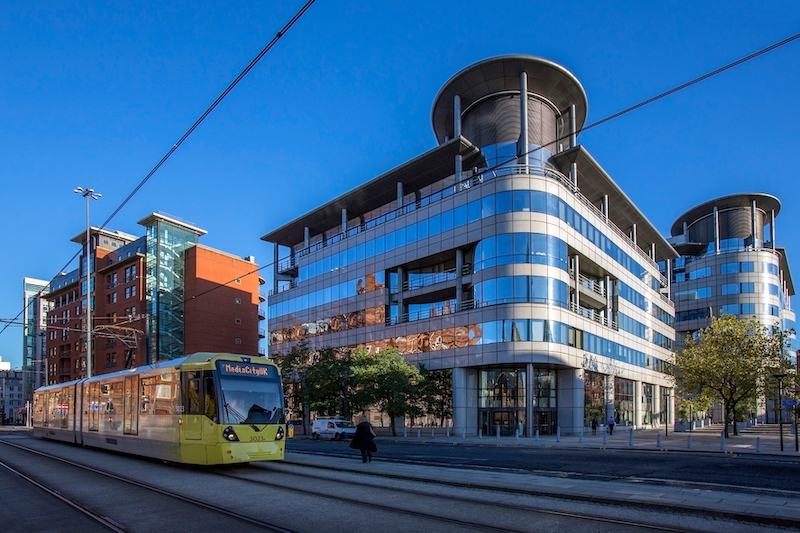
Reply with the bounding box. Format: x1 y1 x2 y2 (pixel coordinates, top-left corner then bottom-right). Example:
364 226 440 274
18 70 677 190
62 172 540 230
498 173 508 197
3 28 798 341
0 0 317 340
134 30 800 320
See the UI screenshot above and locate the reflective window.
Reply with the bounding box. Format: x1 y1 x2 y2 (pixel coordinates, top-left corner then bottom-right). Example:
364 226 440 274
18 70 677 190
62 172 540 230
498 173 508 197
474 233 568 272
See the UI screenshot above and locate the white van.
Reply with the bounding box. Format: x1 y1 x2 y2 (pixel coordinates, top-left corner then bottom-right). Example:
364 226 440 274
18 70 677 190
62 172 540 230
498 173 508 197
311 418 356 440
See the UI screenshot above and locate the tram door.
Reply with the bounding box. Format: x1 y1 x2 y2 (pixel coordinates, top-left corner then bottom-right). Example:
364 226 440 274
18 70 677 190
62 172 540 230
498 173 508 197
123 375 139 435
183 374 202 441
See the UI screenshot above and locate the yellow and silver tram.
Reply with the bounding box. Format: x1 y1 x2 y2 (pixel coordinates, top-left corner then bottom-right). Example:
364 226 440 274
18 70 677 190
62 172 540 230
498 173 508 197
33 353 285 465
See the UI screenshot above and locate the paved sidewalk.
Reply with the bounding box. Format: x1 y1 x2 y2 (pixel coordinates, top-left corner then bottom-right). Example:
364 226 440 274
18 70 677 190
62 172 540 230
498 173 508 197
373 423 800 456
286 437 800 528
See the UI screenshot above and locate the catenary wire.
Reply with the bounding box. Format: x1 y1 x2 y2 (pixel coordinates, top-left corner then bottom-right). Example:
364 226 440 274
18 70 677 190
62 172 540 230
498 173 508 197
3 29 799 346
0 0 316 339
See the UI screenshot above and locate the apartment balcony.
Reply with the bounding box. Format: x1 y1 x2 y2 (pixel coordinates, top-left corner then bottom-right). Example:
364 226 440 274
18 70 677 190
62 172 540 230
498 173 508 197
258 306 266 320
258 328 266 339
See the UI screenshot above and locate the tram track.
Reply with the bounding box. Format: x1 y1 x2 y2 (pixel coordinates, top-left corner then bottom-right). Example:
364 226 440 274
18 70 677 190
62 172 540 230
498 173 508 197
217 460 712 533
0 439 297 533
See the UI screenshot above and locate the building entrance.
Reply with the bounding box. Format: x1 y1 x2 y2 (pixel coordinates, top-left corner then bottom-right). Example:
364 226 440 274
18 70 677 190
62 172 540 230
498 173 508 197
532 410 556 435
479 409 525 437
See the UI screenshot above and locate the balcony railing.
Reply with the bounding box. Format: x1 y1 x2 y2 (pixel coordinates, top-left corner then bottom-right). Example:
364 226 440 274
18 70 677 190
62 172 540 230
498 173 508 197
577 272 606 298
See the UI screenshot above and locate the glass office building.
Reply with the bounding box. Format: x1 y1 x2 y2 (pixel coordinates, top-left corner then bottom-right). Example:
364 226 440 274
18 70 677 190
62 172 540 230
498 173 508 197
263 55 678 436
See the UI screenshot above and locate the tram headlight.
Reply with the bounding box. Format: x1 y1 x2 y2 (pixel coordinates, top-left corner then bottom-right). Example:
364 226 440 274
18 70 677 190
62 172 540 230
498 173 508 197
223 426 239 442
275 427 284 441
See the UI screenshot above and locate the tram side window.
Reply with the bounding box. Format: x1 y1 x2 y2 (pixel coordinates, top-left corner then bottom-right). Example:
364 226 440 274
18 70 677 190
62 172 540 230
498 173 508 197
142 374 178 415
187 374 201 415
102 381 123 415
204 374 217 421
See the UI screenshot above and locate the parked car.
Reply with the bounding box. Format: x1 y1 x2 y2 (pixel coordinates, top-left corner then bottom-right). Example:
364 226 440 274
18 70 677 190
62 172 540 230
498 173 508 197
311 418 356 440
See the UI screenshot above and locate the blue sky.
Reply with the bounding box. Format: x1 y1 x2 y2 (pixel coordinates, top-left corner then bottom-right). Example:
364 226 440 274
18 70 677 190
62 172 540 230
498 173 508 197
2 1 799 369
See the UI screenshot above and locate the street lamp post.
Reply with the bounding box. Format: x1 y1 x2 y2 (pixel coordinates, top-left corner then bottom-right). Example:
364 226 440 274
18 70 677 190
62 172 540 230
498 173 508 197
74 187 101 379
774 373 787 452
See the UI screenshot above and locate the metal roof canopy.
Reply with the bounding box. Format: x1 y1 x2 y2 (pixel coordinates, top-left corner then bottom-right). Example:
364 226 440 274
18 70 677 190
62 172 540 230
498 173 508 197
669 193 781 237
552 146 678 263
431 55 589 145
261 137 484 246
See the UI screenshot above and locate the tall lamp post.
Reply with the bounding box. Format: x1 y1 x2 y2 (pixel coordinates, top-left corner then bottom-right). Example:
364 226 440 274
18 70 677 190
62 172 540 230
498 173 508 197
774 373 787 452
74 187 101 378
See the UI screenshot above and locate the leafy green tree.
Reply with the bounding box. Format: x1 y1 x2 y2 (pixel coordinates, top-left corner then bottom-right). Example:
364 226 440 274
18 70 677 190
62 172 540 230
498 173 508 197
273 341 312 433
668 314 793 437
303 348 360 419
351 348 423 436
419 365 452 427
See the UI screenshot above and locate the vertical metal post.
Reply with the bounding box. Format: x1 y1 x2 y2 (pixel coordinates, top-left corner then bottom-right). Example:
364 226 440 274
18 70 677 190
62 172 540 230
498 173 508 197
341 209 348 234
518 72 529 167
397 182 404 208
569 104 577 148
751 199 757 248
713 206 720 254
454 95 462 182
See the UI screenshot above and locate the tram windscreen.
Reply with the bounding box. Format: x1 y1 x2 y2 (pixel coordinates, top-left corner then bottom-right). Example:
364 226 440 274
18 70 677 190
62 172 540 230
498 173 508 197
216 361 284 426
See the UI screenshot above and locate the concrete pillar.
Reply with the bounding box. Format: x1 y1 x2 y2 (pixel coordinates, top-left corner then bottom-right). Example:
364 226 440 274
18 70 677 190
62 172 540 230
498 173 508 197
272 244 280 293
453 367 478 436
682 221 688 237
341 209 348 234
557 369 585 435
569 104 577 148
650 243 656 262
303 227 310 249
605 276 613 323
397 267 405 321
771 209 776 248
601 195 609 221
751 199 758 248
605 374 616 422
634 380 643 429
397 182 404 208
518 72 529 167
455 249 464 309
570 162 578 190
630 224 638 246
713 206 720 255
573 255 580 310
653 384 661 426
526 363 535 438
454 95 463 182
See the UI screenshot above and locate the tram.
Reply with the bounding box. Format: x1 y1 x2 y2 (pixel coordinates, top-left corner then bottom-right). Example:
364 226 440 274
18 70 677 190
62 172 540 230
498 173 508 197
33 353 285 465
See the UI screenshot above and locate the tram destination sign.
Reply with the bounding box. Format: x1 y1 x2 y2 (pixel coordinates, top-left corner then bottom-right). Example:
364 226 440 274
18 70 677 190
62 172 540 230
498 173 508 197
219 361 273 378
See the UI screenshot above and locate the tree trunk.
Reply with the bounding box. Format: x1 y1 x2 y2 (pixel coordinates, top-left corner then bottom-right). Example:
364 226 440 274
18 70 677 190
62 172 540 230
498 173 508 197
732 405 738 436
723 406 730 438
390 414 397 437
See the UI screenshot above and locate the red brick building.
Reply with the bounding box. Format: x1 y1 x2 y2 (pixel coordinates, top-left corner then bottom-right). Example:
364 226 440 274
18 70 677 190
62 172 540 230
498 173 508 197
45 213 265 383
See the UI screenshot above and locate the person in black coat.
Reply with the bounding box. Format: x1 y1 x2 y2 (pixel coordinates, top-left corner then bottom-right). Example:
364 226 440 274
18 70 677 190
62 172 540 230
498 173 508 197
349 416 376 463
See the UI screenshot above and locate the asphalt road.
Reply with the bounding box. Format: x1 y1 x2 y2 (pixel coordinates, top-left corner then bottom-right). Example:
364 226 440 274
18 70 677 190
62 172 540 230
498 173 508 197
286 437 800 492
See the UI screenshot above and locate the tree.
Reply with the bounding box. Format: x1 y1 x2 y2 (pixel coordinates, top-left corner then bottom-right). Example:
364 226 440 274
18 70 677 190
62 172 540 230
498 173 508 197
273 341 315 433
351 348 423 436
419 365 453 427
303 348 359 419
667 314 793 437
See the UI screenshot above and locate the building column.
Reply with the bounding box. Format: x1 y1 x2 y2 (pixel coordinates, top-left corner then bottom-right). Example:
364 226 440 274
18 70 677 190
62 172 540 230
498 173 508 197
526 363 535 438
397 267 405 321
557 369 585 435
751 199 758 249
454 95 463 182
653 384 661 427
455 249 464 310
397 182 404 208
605 374 616 423
453 366 477 436
771 209 776 248
630 224 638 246
572 254 580 310
303 227 310 249
601 195 609 221
605 276 613 324
713 206 720 254
634 380 643 429
518 72 528 167
272 244 280 294
569 104 577 149
341 209 348 234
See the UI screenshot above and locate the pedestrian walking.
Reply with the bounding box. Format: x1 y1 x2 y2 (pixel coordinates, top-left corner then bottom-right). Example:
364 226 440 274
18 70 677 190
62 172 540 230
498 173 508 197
350 416 377 463
607 415 616 435
591 418 597 435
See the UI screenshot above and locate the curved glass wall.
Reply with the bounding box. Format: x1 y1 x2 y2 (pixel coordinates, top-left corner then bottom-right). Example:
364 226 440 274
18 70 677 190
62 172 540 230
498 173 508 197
473 276 568 308
296 190 662 293
474 233 568 272
482 142 551 171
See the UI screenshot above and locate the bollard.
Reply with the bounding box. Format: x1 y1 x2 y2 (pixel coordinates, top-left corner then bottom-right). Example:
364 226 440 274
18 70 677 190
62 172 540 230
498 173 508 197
535 429 540 441
579 430 583 444
556 426 561 442
431 428 435 438
657 434 662 448
603 431 607 445
756 436 761 453
478 428 483 439
417 428 421 438
687 434 692 449
629 427 634 447
403 426 408 438
446 427 450 438
720 431 725 451
462 428 466 439
515 429 519 440
496 425 500 439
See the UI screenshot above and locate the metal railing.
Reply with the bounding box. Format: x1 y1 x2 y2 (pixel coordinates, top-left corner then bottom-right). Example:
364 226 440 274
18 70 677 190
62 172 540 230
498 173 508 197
569 302 618 330
404 269 459 291
386 300 476 325
577 273 606 297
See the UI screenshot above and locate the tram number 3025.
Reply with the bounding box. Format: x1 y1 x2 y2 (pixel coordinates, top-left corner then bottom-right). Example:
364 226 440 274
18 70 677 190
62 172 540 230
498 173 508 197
249 436 267 442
